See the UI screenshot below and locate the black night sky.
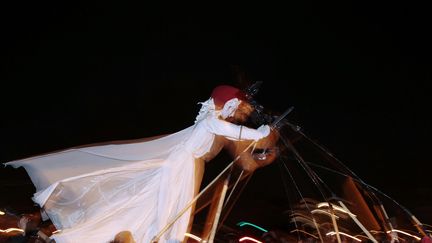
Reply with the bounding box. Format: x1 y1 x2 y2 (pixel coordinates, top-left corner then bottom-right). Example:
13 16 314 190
1 1 431 229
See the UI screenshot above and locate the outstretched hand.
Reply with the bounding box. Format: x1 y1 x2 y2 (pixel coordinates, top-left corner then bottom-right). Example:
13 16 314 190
253 127 280 167
255 127 279 151
226 126 280 173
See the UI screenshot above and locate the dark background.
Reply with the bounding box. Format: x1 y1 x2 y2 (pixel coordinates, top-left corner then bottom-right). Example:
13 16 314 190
1 1 431 229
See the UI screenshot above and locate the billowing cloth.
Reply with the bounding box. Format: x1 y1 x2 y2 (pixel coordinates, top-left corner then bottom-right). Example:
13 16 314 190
5 98 270 243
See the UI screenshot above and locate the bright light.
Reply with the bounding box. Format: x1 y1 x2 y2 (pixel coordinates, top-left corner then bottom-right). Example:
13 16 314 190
237 221 268 232
239 236 263 243
0 211 5 216
0 228 25 233
326 231 362 242
184 233 202 242
386 229 421 241
52 230 62 234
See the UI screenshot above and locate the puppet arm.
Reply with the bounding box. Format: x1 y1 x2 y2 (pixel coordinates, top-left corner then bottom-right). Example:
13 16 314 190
204 117 270 141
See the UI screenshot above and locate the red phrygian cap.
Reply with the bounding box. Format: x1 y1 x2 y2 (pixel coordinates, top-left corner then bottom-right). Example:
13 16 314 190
210 85 247 107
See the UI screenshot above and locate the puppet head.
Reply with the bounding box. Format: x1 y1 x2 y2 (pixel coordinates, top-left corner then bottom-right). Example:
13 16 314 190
195 85 250 123
210 85 247 108
211 85 248 119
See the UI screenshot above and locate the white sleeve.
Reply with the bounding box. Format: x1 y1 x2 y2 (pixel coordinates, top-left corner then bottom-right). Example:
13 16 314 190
204 117 270 141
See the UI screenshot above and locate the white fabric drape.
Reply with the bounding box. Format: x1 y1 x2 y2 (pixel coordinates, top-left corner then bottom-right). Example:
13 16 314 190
5 98 270 243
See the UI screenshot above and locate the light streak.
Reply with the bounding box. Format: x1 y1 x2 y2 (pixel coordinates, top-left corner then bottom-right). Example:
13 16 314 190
355 234 376 240
326 231 362 242
290 229 319 239
237 221 268 232
311 209 340 219
0 228 25 233
184 233 202 242
239 236 263 243
317 202 356 217
52 230 62 234
0 211 5 215
290 216 319 228
386 229 421 241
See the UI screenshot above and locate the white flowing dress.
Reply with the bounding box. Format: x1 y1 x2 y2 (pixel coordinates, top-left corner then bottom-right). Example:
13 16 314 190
5 100 269 243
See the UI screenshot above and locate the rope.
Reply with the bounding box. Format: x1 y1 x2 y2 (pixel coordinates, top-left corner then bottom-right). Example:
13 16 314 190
151 140 257 242
306 161 429 237
223 170 244 208
278 134 341 243
279 157 324 242
208 176 230 243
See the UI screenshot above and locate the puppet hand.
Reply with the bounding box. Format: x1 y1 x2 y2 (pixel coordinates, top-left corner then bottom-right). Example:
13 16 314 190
257 124 270 137
253 147 279 167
